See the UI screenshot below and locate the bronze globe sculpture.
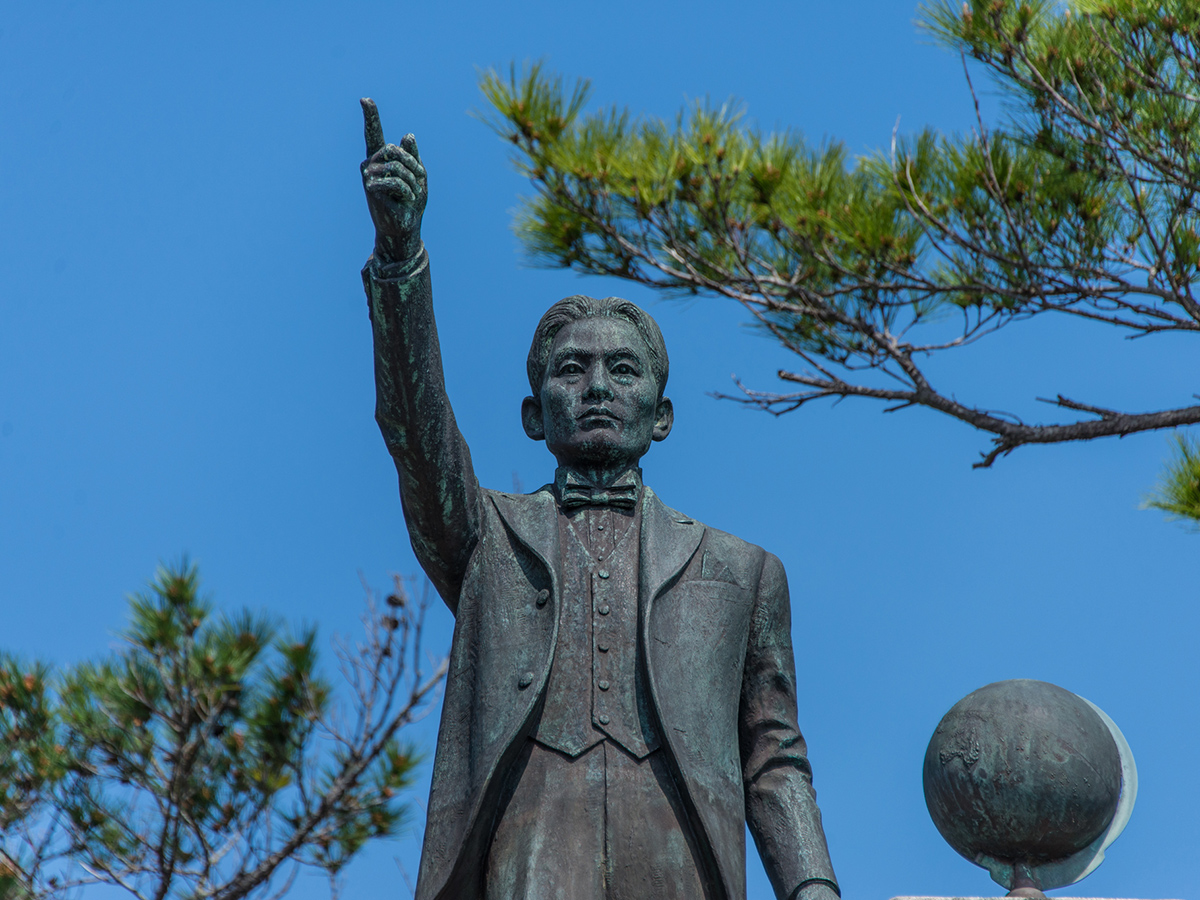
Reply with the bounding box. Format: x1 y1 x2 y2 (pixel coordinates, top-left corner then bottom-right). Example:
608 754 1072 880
923 680 1137 896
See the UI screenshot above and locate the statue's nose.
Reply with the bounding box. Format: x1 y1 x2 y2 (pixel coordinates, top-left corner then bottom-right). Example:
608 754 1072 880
582 370 615 401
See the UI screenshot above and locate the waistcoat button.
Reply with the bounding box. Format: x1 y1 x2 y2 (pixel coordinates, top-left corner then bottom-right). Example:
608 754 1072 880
598 680 610 691
598 604 610 615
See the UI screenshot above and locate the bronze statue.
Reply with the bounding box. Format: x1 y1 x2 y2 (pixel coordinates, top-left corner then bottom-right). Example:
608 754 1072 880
358 98 839 900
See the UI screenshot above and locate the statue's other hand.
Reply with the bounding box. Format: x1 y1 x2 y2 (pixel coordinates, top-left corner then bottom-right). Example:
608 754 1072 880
360 98 427 265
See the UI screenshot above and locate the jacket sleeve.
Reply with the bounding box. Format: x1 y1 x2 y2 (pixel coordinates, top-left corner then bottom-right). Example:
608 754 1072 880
362 248 481 609
740 551 839 899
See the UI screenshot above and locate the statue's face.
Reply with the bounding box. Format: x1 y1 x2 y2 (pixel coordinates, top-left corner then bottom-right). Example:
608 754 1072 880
522 316 673 470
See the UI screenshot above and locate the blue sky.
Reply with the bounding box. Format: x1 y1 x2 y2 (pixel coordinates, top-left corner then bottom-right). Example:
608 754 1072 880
1 2 1196 898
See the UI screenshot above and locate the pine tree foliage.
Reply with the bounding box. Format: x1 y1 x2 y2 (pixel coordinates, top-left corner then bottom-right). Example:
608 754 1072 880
1143 433 1200 527
0 658 62 900
0 564 446 900
478 0 1200 476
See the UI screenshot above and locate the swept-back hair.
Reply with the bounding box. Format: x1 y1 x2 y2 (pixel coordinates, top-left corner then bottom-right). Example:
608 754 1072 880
526 295 669 398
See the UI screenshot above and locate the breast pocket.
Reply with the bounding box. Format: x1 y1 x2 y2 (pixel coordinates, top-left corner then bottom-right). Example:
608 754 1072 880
681 579 752 605
652 581 754 654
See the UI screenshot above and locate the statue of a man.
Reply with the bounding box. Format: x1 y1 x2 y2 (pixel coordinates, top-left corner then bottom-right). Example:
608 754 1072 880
358 99 840 900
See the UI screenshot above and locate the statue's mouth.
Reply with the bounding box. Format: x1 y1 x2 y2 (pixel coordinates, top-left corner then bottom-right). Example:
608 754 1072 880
578 407 618 421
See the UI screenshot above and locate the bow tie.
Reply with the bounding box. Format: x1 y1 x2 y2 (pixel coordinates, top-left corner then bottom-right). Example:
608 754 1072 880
556 469 642 510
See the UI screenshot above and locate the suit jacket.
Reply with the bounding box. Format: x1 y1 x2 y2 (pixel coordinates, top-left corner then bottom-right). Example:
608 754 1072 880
363 249 838 900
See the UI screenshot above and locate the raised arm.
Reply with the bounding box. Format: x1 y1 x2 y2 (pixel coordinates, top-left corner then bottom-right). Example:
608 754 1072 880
360 98 481 608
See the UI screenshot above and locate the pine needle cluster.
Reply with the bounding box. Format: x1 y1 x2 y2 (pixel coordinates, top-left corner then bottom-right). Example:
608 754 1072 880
1144 434 1200 527
0 563 446 900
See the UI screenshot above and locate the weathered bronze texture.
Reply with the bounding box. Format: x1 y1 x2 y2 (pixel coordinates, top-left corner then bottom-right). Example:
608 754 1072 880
358 98 839 900
923 679 1132 893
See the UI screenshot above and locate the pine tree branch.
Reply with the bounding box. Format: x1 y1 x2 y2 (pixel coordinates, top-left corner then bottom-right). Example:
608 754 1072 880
738 369 1200 467
484 47 1200 466
209 658 446 900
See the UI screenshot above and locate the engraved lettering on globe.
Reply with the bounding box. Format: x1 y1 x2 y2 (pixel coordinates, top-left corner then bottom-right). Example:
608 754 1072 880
923 679 1122 865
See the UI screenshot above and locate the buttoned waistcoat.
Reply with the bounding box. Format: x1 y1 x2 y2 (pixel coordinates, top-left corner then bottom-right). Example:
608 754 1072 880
362 249 838 900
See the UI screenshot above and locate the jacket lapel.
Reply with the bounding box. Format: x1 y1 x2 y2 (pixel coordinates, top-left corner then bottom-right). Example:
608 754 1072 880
639 487 705 613
489 487 561 600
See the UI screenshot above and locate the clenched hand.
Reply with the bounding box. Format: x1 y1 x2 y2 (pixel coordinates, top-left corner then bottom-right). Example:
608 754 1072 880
360 98 427 265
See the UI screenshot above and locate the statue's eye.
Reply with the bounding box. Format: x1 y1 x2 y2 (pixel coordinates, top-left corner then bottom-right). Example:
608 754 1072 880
612 362 637 376
558 362 585 376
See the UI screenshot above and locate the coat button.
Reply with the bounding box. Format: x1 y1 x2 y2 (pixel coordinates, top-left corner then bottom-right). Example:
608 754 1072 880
535 589 550 607
517 671 534 689
598 680 610 691
598 604 610 615
598 569 610 579
598 714 611 725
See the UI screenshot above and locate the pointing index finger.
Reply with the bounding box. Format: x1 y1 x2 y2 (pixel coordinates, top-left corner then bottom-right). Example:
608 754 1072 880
361 98 385 158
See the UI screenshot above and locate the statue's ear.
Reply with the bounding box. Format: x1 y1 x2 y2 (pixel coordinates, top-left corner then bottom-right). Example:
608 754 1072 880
652 397 674 442
521 396 545 441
